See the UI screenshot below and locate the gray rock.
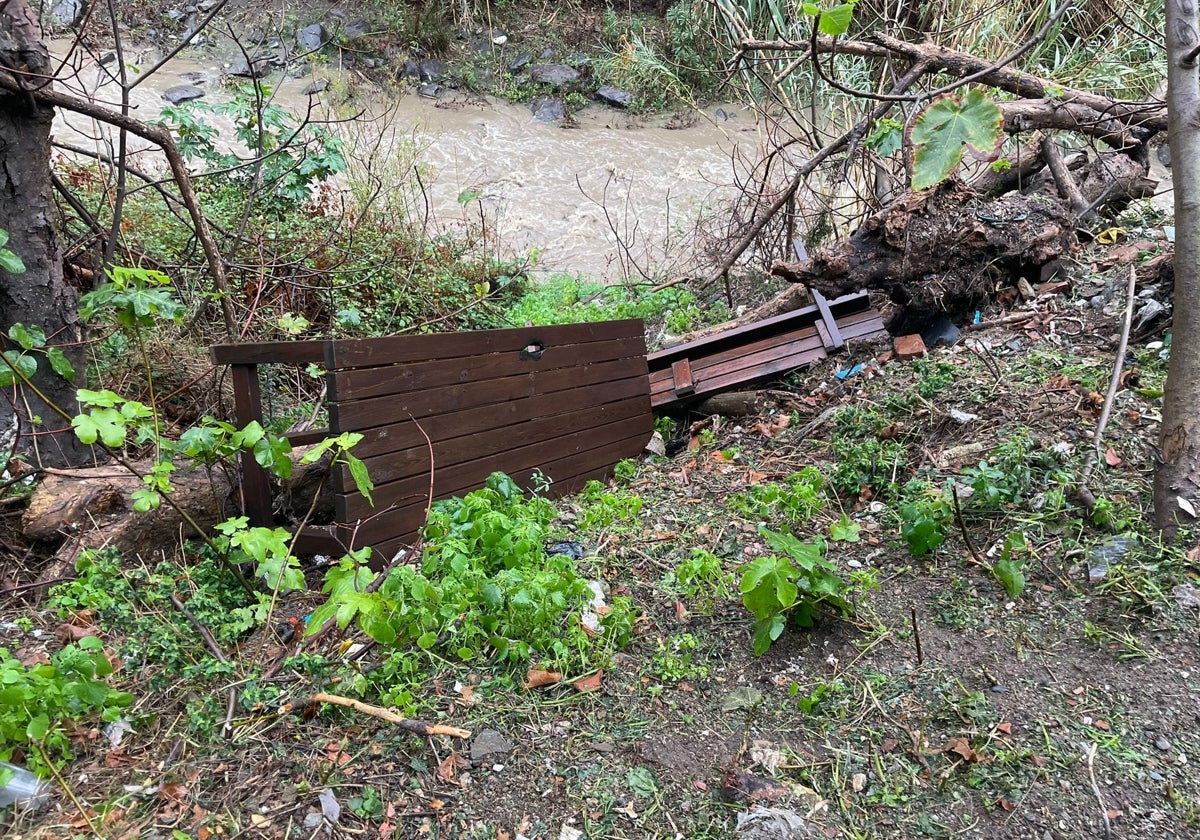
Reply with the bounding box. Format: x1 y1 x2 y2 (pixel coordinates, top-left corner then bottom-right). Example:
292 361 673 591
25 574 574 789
52 0 87 27
595 85 632 108
342 18 370 39
529 63 579 87
470 728 513 761
540 47 553 60
301 79 330 95
1155 737 1172 752
162 84 205 104
296 23 327 50
178 71 209 84
530 95 566 122
418 58 442 82
197 0 219 10
417 83 442 99
166 8 186 22
508 52 532 73
228 54 274 78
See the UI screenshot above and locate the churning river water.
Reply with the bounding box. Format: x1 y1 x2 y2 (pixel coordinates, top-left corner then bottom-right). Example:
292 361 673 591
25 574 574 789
50 40 755 282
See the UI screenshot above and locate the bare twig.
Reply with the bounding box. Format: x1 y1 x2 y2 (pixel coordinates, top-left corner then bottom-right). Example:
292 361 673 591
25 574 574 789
307 692 470 738
1084 743 1113 840
1078 265 1136 495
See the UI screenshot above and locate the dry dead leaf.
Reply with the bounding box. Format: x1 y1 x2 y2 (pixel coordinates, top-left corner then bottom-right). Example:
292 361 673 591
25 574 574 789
437 751 469 785
524 668 563 689
55 623 100 644
572 670 603 693
943 737 984 762
1104 448 1122 467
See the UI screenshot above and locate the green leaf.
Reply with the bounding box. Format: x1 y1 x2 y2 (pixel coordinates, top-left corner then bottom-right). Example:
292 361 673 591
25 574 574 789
417 631 438 650
26 712 50 741
865 118 903 157
830 515 861 543
0 249 25 274
76 388 122 408
817 3 855 35
626 766 659 798
46 347 75 381
992 557 1025 599
346 452 374 506
8 323 43 350
911 88 1003 190
0 350 36 387
72 407 127 448
752 614 786 656
740 555 799 620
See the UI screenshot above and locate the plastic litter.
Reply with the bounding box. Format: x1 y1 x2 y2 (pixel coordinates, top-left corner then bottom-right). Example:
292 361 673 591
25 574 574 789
835 363 865 381
1087 535 1137 584
0 762 51 810
546 541 584 561
921 314 961 347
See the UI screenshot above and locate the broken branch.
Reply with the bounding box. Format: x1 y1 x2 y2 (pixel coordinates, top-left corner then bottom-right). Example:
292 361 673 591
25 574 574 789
309 692 471 738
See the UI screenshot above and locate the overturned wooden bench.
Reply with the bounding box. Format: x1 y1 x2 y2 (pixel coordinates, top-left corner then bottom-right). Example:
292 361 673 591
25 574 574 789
213 320 653 563
646 291 887 410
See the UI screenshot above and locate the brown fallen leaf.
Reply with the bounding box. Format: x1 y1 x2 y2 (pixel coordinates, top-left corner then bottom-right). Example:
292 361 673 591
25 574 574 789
943 736 984 762
1104 448 1122 467
56 623 100 644
437 751 468 785
573 670 604 693
524 668 563 689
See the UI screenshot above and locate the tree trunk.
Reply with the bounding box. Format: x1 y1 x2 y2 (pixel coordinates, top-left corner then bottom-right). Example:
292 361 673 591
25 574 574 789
0 0 90 468
1154 0 1200 537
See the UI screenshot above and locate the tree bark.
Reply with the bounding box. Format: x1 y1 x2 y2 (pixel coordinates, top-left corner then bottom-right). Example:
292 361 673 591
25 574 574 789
1154 0 1200 537
0 0 91 468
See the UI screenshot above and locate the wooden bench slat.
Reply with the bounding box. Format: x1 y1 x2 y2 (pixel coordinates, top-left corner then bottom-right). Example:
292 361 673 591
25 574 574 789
338 411 652 521
329 355 647 430
328 335 646 402
337 396 649 488
326 319 645 370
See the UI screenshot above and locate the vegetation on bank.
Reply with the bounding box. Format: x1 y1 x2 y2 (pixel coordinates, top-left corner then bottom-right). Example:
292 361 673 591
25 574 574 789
2 1 1195 837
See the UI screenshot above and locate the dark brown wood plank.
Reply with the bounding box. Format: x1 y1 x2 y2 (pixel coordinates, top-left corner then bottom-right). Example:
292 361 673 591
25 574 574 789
336 370 651 461
286 428 332 447
812 289 845 349
344 428 650 545
292 527 348 557
649 329 825 397
646 291 872 367
330 355 648 432
230 364 274 525
671 358 695 396
329 335 646 402
211 341 327 366
339 412 653 521
342 396 649 488
327 319 645 370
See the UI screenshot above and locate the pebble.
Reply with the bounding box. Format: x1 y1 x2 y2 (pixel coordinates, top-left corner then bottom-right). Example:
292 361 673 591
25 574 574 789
1155 737 1172 752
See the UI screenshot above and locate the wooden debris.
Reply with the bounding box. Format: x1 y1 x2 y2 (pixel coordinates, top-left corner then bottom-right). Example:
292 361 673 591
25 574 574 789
309 692 471 738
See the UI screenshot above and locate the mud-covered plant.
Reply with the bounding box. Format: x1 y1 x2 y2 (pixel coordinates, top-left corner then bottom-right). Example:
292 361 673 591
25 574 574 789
740 527 855 655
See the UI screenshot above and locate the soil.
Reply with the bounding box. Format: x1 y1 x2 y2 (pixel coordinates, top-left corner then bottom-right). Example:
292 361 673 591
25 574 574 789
2 226 1197 840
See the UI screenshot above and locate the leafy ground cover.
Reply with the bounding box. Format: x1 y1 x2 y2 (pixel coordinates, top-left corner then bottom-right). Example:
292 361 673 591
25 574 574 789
2 236 1198 840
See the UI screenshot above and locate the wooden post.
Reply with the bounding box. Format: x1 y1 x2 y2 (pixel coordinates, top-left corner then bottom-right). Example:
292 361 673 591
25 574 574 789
230 363 274 526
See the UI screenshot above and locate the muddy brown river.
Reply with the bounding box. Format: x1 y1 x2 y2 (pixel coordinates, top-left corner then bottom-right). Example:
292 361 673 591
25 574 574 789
51 41 754 281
